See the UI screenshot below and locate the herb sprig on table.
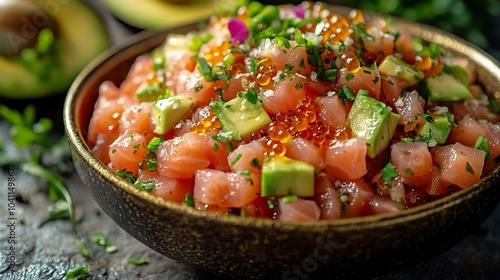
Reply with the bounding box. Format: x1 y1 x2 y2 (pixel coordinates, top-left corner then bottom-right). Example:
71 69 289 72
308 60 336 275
0 104 90 258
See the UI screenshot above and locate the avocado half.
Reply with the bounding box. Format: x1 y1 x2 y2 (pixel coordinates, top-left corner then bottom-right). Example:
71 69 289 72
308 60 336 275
0 0 110 99
102 0 237 30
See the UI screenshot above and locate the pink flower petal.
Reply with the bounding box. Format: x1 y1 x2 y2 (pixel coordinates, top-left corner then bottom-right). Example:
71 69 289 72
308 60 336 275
292 6 305 18
228 18 249 45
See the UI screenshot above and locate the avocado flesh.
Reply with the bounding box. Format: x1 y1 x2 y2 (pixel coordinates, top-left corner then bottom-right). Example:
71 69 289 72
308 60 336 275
102 0 237 30
152 96 194 134
443 64 470 87
214 96 272 141
261 156 315 197
0 0 110 99
417 113 454 145
378 55 424 86
426 72 473 102
347 92 401 158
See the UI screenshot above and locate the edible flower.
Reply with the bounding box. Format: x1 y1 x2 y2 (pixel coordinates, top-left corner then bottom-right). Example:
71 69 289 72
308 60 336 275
228 18 249 45
292 6 305 18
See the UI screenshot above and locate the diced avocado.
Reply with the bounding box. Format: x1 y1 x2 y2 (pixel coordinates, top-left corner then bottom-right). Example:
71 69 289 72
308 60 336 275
378 55 424 86
261 156 315 197
152 96 193 134
417 113 454 145
443 64 469 87
136 84 164 102
213 97 271 141
0 0 110 98
347 91 401 158
425 72 473 101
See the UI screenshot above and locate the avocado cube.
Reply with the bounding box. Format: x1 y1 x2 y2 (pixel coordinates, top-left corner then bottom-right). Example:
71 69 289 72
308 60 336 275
378 55 424 86
261 156 315 197
443 64 470 87
213 97 271 141
152 96 193 134
425 72 473 101
417 113 454 145
135 84 163 102
347 92 401 158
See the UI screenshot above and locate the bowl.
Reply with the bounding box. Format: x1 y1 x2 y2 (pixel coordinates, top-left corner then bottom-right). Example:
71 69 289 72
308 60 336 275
63 5 500 279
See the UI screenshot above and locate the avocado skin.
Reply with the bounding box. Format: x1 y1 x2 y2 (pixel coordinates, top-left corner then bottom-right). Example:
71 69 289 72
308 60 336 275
0 0 110 99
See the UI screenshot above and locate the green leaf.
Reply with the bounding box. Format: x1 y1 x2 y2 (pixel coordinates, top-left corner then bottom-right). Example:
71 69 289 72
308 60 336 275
128 257 149 265
474 136 491 160
183 193 195 207
66 264 89 280
381 162 398 183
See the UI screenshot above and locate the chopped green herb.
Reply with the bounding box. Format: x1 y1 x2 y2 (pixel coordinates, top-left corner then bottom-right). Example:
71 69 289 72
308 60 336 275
345 73 355 81
195 84 204 93
474 136 491 160
134 180 155 192
183 193 195 207
422 113 435 124
338 85 356 105
211 133 232 143
267 198 277 210
238 169 251 175
115 169 136 184
250 158 261 169
230 153 243 166
466 162 474 175
91 232 118 253
66 264 89 280
128 257 149 266
381 162 398 183
213 143 220 152
295 80 304 90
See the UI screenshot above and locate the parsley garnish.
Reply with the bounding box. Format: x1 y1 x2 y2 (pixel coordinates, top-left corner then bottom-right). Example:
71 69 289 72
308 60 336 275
183 193 195 207
0 105 90 258
195 84 204 93
466 162 475 175
115 169 136 183
422 113 435 124
381 162 398 183
91 232 118 253
66 264 89 280
128 257 149 266
345 73 355 81
251 158 261 169
338 85 356 105
474 136 491 160
134 180 155 192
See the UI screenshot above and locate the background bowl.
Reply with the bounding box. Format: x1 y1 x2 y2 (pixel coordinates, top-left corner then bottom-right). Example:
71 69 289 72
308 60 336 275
64 5 500 279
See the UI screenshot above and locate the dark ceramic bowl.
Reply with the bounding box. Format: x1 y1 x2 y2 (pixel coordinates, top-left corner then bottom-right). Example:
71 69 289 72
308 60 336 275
63 5 500 279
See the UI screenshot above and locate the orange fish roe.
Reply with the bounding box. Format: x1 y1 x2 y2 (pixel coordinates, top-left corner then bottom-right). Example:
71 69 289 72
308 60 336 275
341 51 361 73
190 110 220 134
